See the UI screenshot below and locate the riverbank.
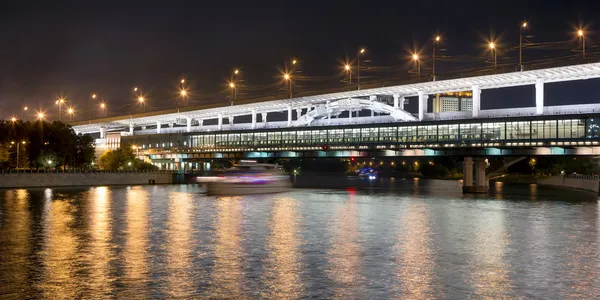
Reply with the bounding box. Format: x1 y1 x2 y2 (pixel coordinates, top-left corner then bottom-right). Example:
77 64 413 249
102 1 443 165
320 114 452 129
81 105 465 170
0 171 182 189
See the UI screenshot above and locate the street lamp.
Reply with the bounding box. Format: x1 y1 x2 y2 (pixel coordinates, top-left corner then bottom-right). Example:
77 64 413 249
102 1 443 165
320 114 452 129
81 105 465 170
138 96 145 112
283 73 292 98
11 116 17 122
89 94 97 122
13 141 26 169
228 82 236 105
37 112 45 120
179 89 188 106
344 64 351 87
67 108 74 121
100 102 107 116
520 22 527 71
578 29 585 58
57 98 65 121
22 106 28 119
412 53 420 78
489 42 497 69
357 48 366 90
433 36 441 81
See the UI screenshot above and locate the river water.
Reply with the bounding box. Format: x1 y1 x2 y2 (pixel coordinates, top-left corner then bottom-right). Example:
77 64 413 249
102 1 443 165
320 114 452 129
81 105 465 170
0 179 599 298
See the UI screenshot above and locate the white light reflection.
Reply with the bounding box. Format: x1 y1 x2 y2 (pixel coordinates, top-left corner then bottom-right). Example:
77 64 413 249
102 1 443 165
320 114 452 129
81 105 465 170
263 197 302 298
327 189 365 297
395 203 435 298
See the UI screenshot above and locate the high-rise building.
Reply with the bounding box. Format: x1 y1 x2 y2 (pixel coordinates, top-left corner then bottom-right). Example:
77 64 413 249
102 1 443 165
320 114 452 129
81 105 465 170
432 92 473 112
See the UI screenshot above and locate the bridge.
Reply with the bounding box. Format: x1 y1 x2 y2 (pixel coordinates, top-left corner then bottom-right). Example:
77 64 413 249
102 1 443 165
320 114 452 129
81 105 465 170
72 62 600 193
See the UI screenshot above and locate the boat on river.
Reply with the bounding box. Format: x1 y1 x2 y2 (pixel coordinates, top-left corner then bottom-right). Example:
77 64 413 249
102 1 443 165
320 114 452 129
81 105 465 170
203 161 292 196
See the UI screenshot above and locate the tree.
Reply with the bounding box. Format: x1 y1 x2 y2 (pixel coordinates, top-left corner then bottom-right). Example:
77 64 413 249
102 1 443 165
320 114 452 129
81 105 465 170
98 147 156 171
75 134 95 167
0 144 9 166
37 151 59 169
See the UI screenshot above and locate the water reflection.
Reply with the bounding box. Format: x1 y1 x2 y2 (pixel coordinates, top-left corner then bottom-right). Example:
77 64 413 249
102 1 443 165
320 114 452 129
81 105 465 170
39 191 80 298
166 192 194 297
86 187 114 296
0 190 32 297
327 189 365 297
263 197 303 298
529 184 538 201
121 187 150 297
210 197 244 298
562 205 600 298
469 203 512 297
395 203 436 298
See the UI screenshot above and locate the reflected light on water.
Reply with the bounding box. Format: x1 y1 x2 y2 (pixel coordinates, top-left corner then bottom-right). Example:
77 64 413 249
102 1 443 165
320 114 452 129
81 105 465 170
495 181 504 200
40 191 79 298
529 184 538 201
210 197 244 298
327 189 364 297
263 197 303 298
122 187 150 297
86 187 114 295
470 204 512 297
395 204 435 298
0 190 32 296
167 192 194 297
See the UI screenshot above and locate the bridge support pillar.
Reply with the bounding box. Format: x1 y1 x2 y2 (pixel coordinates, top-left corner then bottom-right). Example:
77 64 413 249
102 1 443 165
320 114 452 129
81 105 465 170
129 124 134 135
418 91 426 120
251 110 257 129
472 85 481 118
156 121 161 134
100 126 106 139
287 104 292 127
393 94 399 108
228 116 234 129
462 157 488 193
217 114 223 130
535 79 544 115
186 117 192 132
296 108 302 119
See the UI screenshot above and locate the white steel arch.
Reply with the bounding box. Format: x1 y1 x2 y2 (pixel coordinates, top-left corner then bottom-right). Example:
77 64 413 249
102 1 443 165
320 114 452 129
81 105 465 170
293 98 417 127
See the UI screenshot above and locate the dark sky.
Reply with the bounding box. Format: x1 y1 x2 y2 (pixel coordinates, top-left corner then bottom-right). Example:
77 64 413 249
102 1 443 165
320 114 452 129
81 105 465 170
1 0 600 120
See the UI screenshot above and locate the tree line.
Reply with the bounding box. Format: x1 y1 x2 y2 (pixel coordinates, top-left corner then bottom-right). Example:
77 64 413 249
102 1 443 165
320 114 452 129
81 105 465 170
0 120 95 169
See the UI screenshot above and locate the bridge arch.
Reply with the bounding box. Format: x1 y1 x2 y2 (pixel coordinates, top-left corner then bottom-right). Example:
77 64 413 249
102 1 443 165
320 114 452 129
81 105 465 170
292 97 417 127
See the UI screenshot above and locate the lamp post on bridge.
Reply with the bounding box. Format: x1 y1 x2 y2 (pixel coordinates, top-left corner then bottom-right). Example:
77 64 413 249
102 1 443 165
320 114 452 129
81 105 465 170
344 64 351 87
229 82 236 105
489 42 497 69
357 48 365 90
519 21 527 71
432 36 440 81
578 29 586 58
412 54 420 78
284 73 292 98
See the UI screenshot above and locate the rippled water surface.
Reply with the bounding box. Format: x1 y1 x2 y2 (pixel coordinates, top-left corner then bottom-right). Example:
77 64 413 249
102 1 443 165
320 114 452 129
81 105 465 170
1 179 599 298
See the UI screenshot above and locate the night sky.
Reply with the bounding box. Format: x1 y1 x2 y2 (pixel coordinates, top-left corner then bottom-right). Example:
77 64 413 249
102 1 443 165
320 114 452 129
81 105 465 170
1 0 600 120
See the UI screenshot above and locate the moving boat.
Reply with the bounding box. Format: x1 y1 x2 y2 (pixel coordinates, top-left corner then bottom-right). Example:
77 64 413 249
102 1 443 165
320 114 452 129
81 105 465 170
204 161 292 196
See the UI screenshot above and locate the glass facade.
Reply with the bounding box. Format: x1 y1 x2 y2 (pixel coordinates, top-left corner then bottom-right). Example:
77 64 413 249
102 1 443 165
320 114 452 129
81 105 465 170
123 116 599 150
